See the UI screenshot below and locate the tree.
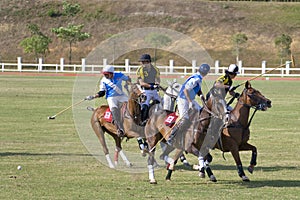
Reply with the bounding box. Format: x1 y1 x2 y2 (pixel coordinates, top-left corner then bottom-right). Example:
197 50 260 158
145 33 172 65
62 1 81 16
274 34 292 65
51 24 91 64
231 33 248 63
20 24 52 61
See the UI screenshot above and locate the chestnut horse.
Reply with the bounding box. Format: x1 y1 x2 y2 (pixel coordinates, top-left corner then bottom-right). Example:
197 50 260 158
210 81 272 181
90 83 147 168
144 88 228 184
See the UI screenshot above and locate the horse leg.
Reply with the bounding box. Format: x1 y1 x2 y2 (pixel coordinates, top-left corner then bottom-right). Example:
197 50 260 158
239 143 257 174
91 117 115 168
204 153 217 182
166 149 183 181
230 147 250 182
147 150 157 184
114 141 132 167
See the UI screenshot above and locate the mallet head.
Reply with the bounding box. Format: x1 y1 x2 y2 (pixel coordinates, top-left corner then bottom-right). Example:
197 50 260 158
48 116 56 120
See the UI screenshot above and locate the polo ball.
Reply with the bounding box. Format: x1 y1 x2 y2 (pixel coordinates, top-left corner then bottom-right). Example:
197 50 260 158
17 165 22 170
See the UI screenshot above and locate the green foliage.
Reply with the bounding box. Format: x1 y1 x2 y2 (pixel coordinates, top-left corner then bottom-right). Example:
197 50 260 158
62 0 81 16
19 24 52 60
231 33 248 62
274 34 292 64
51 24 91 64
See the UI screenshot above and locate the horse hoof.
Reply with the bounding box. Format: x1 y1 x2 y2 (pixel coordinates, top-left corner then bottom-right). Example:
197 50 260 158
149 179 157 184
198 172 205 178
242 176 250 182
248 166 254 174
210 175 217 182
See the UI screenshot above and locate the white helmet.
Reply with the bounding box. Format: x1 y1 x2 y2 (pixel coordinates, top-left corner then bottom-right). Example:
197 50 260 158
226 64 239 74
102 66 114 74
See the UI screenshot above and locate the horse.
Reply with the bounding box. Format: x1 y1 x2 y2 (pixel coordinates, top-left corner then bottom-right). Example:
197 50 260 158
90 83 147 168
210 81 272 181
144 87 228 184
90 82 180 168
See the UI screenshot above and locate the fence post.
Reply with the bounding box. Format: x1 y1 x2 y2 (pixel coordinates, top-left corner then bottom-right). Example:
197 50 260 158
17 57 22 72
103 58 107 66
60 58 64 72
38 58 43 72
169 60 174 73
81 58 86 72
125 59 129 73
285 60 290 75
214 60 219 74
192 60 197 74
262 60 266 74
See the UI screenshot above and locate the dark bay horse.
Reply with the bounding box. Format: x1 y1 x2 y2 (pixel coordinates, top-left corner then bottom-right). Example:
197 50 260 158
144 89 228 184
211 81 272 181
90 83 147 168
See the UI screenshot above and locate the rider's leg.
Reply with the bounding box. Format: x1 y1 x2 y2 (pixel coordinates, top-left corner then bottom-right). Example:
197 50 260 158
140 104 149 126
110 107 124 137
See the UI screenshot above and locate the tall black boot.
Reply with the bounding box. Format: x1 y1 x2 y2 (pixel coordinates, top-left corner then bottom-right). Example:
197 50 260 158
140 104 149 126
111 107 124 137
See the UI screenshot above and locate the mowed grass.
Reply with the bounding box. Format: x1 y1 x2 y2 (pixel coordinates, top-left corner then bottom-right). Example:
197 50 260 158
0 74 299 200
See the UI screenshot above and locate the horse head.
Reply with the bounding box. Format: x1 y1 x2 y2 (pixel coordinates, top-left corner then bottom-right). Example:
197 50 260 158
130 83 147 104
240 81 272 111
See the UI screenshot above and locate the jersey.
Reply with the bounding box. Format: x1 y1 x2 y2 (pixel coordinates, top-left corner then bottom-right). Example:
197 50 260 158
99 72 129 98
136 64 160 84
178 73 203 100
215 74 232 93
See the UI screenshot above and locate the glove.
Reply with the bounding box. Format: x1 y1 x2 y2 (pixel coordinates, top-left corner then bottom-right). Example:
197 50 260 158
188 102 193 109
234 92 240 98
150 83 158 90
229 85 238 92
85 95 95 101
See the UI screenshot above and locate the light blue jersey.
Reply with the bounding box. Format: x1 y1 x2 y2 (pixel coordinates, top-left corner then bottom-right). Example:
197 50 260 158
99 72 129 98
178 73 203 100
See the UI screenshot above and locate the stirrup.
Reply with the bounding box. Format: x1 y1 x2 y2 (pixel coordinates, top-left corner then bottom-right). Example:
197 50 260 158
140 120 148 126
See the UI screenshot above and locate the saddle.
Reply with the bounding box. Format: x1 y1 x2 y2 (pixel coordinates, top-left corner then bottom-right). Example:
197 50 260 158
101 103 127 123
164 112 179 128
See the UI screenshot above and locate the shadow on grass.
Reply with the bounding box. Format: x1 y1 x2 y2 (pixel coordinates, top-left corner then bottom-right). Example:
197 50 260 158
0 151 94 157
220 179 300 188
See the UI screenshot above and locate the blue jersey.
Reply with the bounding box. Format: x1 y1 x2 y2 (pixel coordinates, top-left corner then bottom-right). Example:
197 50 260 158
99 72 129 98
178 73 203 100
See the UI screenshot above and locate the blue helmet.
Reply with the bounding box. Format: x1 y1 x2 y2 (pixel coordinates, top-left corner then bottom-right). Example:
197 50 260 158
199 63 210 75
139 54 151 62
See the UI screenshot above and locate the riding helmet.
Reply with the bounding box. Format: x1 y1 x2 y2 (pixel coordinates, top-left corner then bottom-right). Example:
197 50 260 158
199 63 210 76
226 64 240 74
139 54 151 62
102 65 114 74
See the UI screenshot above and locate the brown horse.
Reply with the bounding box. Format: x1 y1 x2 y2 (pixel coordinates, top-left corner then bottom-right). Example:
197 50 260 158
144 88 228 184
90 83 147 168
210 81 272 181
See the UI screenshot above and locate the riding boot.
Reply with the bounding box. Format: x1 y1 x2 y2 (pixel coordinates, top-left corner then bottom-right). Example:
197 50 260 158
140 104 149 126
166 118 191 146
111 107 124 137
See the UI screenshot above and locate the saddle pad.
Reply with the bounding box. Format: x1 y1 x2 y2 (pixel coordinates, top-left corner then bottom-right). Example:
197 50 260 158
164 112 179 128
103 108 113 123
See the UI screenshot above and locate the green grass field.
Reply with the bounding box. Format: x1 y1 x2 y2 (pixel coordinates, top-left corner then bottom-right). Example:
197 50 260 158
0 74 299 200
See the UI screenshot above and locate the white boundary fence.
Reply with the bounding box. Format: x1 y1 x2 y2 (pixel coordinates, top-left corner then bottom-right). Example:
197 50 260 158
1 57 300 77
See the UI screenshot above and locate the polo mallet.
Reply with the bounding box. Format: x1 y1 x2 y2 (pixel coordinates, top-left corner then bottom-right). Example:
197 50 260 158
48 99 86 120
236 54 295 88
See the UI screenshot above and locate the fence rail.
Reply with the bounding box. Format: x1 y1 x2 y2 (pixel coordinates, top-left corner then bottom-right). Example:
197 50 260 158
1 57 300 77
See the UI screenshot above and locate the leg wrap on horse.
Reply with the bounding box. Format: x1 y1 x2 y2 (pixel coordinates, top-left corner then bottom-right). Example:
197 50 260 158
237 165 246 177
111 107 124 136
250 151 257 166
141 104 149 126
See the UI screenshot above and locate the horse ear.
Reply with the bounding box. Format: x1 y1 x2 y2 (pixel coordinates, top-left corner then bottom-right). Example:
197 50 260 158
245 81 251 89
